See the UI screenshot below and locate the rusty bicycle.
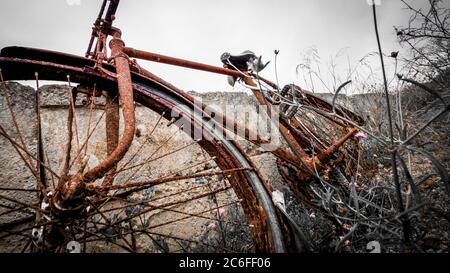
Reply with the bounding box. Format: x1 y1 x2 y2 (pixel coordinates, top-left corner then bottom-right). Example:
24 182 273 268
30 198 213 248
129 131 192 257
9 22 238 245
0 0 364 253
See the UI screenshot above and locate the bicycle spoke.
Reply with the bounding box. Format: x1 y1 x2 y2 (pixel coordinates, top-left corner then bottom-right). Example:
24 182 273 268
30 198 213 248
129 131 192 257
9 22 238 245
86 198 111 226
115 125 183 183
114 111 166 174
148 182 228 205
0 70 33 167
0 124 60 180
113 186 231 225
67 76 81 158
144 231 170 253
0 229 34 241
89 154 217 217
34 72 47 192
104 157 221 218
20 237 33 253
103 167 248 192
83 85 97 158
174 238 188 253
0 125 39 182
75 226 134 253
88 181 217 221
96 192 243 227
0 204 34 217
86 184 233 231
0 194 43 214
0 219 58 240
79 222 236 253
0 187 39 192
102 90 120 187
61 80 76 177
68 105 107 171
44 150 57 189
112 140 198 176
135 230 235 252
145 201 240 231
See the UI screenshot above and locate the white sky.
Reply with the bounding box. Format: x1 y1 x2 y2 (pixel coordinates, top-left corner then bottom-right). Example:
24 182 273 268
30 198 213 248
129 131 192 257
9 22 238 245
0 0 442 93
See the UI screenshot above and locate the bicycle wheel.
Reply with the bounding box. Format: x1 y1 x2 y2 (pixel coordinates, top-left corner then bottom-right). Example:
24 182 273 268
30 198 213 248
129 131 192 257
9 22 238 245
0 46 285 253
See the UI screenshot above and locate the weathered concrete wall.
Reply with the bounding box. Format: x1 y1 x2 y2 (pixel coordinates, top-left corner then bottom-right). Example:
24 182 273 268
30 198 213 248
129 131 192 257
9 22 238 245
0 83 40 251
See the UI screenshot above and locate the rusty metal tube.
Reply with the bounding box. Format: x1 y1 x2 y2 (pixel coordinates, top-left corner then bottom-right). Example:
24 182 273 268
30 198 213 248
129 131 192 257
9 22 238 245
101 91 120 186
84 35 135 182
318 127 358 161
124 47 243 78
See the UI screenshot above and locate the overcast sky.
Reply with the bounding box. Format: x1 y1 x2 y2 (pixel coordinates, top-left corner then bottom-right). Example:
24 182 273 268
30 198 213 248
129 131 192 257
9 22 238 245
0 0 444 93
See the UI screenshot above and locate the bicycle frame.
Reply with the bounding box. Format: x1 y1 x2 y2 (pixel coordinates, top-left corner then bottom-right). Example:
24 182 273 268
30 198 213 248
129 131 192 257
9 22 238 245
84 0 363 193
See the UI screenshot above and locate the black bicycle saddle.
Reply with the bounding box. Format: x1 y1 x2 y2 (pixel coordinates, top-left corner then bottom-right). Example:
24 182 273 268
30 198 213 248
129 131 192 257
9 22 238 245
220 50 257 71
